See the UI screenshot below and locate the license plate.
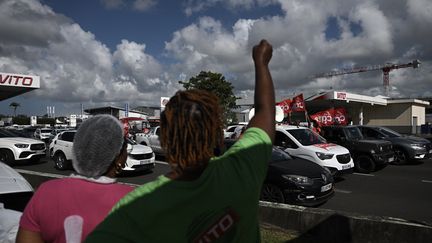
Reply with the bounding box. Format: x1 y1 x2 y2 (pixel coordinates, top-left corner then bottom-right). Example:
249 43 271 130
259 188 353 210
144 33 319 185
342 164 352 170
388 157 394 162
321 183 332 192
140 159 152 165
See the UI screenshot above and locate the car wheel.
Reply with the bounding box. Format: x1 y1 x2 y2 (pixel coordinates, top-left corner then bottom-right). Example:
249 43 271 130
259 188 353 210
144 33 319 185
354 155 376 173
0 149 15 165
260 184 285 203
54 152 67 170
393 148 408 165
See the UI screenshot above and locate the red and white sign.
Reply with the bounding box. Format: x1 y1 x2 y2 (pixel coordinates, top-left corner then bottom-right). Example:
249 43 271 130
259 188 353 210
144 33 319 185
310 107 348 127
0 72 40 88
336 92 347 100
290 94 306 112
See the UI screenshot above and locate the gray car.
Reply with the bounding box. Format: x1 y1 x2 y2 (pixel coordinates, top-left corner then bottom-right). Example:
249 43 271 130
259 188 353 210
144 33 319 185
357 125 432 164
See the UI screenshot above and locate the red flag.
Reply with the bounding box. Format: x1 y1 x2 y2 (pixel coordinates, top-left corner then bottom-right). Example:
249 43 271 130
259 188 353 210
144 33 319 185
276 98 292 114
310 107 349 127
333 107 348 125
310 109 334 127
290 94 306 112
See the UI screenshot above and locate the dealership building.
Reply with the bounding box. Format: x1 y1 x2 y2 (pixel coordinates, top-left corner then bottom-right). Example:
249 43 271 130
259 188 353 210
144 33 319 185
236 90 431 135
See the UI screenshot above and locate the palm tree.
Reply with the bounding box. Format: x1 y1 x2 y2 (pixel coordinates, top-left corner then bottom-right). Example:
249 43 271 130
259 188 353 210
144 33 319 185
9 102 20 117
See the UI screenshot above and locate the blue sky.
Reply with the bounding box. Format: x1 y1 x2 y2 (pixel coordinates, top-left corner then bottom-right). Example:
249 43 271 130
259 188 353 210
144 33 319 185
0 0 431 117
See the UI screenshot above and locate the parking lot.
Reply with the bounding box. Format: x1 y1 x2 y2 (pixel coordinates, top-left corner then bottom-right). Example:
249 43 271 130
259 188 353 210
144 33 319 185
12 153 432 226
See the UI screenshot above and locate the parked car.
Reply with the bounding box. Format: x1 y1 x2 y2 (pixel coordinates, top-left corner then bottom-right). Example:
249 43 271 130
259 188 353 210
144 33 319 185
17 126 40 138
0 161 34 211
224 140 334 207
357 125 432 164
48 128 70 143
134 126 164 156
275 125 354 176
0 129 46 165
223 124 246 139
49 131 156 172
33 127 53 141
321 126 394 173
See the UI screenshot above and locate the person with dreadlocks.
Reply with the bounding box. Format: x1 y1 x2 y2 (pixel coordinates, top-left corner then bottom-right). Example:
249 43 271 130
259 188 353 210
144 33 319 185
86 39 275 243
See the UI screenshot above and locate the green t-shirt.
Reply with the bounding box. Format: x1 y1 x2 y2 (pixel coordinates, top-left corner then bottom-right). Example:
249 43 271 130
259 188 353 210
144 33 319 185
86 127 272 243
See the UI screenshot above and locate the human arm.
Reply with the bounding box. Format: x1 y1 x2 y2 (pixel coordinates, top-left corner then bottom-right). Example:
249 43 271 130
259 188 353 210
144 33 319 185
247 39 275 142
15 228 44 243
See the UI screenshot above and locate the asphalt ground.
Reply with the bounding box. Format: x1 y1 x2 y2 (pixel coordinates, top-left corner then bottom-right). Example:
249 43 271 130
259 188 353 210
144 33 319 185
13 155 432 226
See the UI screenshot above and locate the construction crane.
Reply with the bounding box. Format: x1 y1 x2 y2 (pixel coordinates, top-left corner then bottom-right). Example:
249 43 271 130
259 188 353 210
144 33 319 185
312 59 421 96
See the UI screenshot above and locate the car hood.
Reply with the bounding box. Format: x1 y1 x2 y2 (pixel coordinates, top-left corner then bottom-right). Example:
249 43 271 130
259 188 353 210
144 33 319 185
0 137 44 144
270 158 326 178
128 144 153 155
306 143 349 154
389 136 430 144
0 162 33 194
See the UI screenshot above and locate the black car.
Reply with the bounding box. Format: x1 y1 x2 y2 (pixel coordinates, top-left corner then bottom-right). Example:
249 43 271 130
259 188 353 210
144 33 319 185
224 140 334 207
357 125 432 164
321 126 394 173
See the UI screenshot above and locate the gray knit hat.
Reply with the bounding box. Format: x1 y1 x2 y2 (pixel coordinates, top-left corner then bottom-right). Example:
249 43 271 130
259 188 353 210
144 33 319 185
72 114 124 178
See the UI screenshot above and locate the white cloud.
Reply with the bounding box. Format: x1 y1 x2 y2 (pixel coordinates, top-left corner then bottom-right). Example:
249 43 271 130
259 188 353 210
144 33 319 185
133 0 157 11
0 0 165 112
1 0 432 116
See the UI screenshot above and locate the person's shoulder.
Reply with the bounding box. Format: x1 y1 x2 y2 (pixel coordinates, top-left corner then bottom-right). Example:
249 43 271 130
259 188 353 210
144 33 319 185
241 127 272 143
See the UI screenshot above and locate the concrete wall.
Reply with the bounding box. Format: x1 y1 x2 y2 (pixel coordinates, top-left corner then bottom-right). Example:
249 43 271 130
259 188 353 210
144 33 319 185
363 103 411 126
259 201 432 243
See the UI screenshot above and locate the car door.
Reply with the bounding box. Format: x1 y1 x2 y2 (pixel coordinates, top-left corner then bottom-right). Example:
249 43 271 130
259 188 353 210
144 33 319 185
56 131 75 160
275 131 301 157
360 127 383 140
149 127 162 154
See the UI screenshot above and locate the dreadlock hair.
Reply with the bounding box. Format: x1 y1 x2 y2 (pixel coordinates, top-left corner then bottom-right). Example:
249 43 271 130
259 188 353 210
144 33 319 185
160 89 224 172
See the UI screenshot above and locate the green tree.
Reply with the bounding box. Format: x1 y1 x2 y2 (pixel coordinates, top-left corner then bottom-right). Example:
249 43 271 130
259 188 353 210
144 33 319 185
179 71 239 126
9 102 20 117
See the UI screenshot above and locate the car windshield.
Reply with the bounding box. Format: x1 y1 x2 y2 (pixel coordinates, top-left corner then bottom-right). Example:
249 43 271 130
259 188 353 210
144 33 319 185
271 147 292 162
126 137 137 145
377 127 401 138
288 128 326 146
345 127 363 140
41 128 52 133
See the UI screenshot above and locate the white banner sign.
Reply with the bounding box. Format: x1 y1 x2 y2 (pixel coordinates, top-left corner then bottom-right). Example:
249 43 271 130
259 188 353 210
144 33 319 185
0 72 40 88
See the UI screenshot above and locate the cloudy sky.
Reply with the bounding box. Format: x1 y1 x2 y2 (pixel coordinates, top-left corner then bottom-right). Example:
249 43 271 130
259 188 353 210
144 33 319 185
0 0 431 116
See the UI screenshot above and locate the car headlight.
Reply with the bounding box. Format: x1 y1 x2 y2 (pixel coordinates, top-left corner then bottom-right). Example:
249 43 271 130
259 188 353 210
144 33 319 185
282 175 314 186
370 149 376 154
411 144 424 150
315 152 334 160
14 144 29 148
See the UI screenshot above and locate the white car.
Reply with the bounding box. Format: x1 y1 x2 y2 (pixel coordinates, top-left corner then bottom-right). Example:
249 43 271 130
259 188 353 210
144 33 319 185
0 129 46 165
50 131 155 172
0 161 34 211
34 128 53 141
224 124 246 139
275 125 354 176
134 126 164 155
